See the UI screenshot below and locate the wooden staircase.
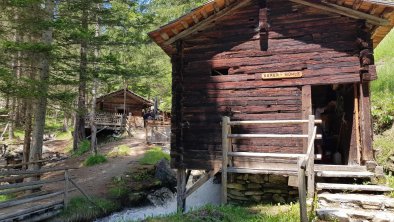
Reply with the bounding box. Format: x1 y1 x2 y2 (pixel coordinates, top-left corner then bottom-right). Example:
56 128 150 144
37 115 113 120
221 115 321 222
315 165 394 222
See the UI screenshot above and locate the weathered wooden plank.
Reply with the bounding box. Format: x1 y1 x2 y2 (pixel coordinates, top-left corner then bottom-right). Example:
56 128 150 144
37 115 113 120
221 116 230 204
316 183 393 192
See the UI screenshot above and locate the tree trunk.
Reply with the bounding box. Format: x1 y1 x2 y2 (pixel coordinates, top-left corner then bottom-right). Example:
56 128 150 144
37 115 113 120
73 7 88 151
91 5 100 155
23 99 32 169
28 0 54 175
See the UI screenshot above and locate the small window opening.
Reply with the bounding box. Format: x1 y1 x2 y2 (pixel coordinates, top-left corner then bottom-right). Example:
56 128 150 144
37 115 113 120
211 68 229 76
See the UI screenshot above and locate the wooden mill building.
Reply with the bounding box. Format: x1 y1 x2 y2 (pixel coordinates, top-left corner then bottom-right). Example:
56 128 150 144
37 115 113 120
149 0 394 210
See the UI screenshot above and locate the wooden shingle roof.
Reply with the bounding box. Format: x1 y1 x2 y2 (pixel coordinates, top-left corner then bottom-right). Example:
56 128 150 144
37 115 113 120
149 0 394 54
97 89 153 106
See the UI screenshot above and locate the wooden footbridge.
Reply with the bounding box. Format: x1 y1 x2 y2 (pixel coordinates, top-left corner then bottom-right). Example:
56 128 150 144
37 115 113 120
0 163 95 222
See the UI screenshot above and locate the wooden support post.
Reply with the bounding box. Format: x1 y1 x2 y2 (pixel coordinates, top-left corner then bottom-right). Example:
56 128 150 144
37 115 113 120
359 82 374 161
176 168 187 212
307 115 315 197
298 158 308 222
64 170 69 209
221 116 230 205
302 85 312 153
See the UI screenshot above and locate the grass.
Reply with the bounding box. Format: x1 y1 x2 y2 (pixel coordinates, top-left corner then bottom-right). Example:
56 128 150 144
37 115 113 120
56 196 120 222
142 204 300 222
0 194 14 203
374 127 394 169
84 154 108 166
55 130 73 140
374 29 394 62
107 144 130 158
73 139 91 156
139 146 170 165
387 174 394 198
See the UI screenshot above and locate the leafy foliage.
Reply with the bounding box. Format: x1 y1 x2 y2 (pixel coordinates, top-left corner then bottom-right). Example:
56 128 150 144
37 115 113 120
84 154 108 166
139 146 170 165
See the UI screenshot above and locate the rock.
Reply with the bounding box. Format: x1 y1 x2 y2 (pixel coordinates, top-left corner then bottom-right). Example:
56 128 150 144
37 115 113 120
227 183 246 190
154 159 176 189
228 193 249 201
128 192 145 205
248 174 263 183
317 208 350 222
269 175 287 184
245 191 264 196
251 195 262 202
247 183 261 189
147 187 174 206
228 189 245 197
272 194 286 203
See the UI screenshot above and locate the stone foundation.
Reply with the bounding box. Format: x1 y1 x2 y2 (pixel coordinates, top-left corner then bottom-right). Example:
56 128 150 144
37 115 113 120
227 174 298 204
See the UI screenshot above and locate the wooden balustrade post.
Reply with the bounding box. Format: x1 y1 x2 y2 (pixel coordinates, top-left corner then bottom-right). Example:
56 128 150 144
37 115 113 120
307 115 315 198
64 170 69 209
221 116 230 204
298 158 308 222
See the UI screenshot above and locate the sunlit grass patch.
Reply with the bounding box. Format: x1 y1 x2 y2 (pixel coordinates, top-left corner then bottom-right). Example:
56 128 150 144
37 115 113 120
107 144 130 158
84 154 107 166
139 146 170 165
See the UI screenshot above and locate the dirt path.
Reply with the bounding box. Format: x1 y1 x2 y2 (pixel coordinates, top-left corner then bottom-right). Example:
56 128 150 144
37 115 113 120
44 130 153 198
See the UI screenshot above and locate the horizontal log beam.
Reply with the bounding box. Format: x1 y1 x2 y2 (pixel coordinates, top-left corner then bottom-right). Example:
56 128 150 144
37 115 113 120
228 120 322 125
228 134 323 139
228 152 306 158
290 0 390 26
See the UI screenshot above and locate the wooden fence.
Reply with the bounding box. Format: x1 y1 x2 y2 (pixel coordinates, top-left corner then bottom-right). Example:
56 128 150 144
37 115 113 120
221 115 320 222
145 120 171 144
0 163 95 222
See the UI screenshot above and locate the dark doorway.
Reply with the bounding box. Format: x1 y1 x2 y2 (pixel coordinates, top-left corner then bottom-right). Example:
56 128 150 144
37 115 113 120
312 84 355 165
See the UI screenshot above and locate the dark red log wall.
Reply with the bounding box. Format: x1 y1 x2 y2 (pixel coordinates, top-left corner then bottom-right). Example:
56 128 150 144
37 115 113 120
171 0 363 170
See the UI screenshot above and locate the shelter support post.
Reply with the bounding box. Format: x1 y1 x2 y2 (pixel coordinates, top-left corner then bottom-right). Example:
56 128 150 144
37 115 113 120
176 167 187 212
221 116 230 204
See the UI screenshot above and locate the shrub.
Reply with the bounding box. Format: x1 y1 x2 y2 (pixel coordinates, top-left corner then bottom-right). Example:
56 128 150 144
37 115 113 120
84 154 107 166
139 146 170 165
74 139 91 156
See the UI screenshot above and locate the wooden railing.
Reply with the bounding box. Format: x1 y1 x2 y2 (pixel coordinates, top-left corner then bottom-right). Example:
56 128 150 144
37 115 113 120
85 112 125 127
221 115 320 222
0 164 97 221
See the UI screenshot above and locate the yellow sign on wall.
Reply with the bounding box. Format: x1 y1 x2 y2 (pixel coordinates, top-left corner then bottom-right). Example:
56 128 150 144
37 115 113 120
261 71 303 80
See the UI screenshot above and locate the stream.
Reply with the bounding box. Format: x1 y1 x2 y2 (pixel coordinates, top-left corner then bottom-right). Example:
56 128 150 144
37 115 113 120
95 178 220 222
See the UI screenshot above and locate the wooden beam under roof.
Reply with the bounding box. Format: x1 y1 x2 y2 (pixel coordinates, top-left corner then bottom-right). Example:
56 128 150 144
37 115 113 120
291 0 390 26
163 0 253 46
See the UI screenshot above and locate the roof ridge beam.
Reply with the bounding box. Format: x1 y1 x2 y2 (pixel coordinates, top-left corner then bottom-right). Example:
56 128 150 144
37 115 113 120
290 0 390 26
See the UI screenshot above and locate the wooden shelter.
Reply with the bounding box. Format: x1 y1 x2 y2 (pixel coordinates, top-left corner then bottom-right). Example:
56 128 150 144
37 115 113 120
85 89 152 130
149 0 394 211
96 89 152 116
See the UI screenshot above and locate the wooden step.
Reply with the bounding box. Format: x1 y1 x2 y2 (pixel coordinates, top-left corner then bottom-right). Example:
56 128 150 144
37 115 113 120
318 193 394 207
316 170 374 178
316 183 393 192
316 207 394 221
227 167 297 176
315 164 367 172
